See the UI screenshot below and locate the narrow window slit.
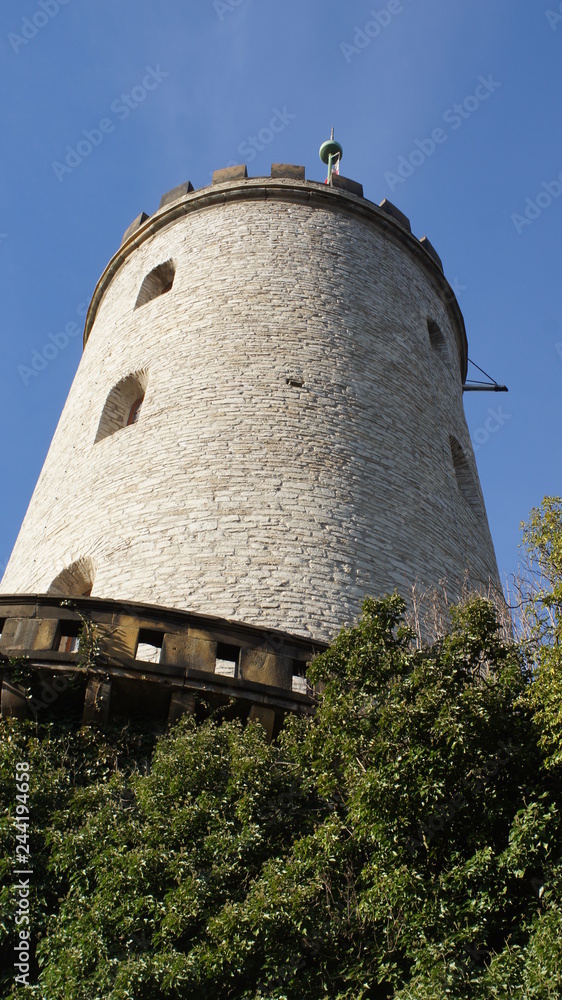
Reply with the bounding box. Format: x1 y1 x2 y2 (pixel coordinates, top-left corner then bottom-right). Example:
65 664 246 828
215 643 239 678
95 370 149 443
136 629 164 664
134 261 175 309
450 435 480 512
427 318 449 365
291 659 310 695
58 621 81 654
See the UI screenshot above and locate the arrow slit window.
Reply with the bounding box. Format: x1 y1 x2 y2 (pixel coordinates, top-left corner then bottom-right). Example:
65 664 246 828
450 436 480 512
427 318 449 366
134 260 175 309
94 370 149 443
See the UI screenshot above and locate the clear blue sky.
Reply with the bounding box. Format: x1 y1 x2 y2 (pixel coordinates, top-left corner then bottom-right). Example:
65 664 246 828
1 0 560 592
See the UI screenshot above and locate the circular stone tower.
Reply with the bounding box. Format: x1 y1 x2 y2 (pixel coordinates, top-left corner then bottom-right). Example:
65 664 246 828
1 162 500 643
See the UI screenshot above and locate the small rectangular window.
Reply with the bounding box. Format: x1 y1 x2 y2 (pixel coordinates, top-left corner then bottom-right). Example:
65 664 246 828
58 621 81 654
215 643 239 678
291 659 310 695
136 628 164 664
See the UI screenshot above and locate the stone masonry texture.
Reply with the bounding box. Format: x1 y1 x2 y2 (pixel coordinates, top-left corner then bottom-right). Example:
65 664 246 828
1 177 501 641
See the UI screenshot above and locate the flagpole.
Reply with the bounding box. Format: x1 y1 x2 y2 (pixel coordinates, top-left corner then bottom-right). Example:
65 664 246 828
328 128 335 186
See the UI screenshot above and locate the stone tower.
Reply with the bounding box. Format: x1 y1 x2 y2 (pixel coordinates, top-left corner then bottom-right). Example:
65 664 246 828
0 161 500 731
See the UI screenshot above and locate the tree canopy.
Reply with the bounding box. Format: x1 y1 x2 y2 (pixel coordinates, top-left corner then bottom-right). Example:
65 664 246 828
1 498 561 999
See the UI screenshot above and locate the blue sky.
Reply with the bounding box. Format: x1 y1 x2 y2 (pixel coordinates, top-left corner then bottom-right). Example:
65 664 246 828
1 0 561 591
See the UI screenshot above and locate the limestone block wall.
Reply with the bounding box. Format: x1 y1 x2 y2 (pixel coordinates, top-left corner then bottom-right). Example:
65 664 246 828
1 176 500 641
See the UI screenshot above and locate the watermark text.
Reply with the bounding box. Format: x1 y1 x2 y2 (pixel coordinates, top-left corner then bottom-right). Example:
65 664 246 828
8 0 73 54
472 405 511 452
214 0 246 20
18 300 88 385
51 66 169 182
13 761 32 988
545 4 562 30
215 107 296 171
340 0 413 62
384 75 501 192
511 170 562 234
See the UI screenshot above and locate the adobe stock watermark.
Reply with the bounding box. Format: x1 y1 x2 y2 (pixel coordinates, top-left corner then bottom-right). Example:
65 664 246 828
511 169 562 234
545 3 562 29
471 405 511 453
217 107 296 170
17 300 88 386
383 75 501 192
13 760 33 989
7 0 72 55
555 342 562 362
0 232 7 245
340 0 414 63
213 0 246 20
51 66 169 183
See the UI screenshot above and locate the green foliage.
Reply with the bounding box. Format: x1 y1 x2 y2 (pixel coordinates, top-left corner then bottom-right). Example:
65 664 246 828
1 660 33 695
1 500 561 998
0 723 156 998
59 601 107 671
521 497 562 768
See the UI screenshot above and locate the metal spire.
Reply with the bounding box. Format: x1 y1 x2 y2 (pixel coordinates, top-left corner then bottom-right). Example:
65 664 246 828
319 127 343 185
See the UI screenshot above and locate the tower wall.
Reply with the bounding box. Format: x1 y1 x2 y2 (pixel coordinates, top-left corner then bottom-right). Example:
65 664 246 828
1 176 500 640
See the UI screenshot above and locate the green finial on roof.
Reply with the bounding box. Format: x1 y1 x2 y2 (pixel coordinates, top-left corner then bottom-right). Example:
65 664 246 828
319 127 343 184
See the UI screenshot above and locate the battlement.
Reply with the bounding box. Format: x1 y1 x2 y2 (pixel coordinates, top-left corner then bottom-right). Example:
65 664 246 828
118 163 439 265
83 165 461 379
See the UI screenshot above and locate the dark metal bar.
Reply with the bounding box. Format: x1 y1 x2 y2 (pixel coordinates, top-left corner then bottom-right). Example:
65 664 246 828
463 384 508 392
